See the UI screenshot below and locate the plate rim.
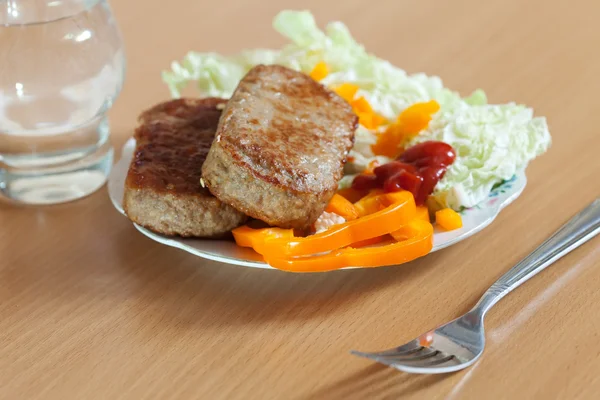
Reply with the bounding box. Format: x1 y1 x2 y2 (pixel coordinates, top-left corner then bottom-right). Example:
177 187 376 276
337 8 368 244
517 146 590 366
109 138 527 271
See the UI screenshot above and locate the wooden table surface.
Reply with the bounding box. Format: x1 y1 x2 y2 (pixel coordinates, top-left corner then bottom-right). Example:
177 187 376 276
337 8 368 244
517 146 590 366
2 0 600 398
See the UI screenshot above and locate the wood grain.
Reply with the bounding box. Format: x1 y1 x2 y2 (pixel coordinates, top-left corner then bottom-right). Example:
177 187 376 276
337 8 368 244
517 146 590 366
1 0 600 398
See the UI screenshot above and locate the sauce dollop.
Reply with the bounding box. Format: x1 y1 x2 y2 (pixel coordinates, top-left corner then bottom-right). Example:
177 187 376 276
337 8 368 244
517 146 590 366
351 141 456 205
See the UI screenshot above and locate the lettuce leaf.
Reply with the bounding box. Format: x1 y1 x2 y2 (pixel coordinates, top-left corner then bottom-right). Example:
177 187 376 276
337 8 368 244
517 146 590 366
162 10 474 118
162 10 551 210
410 103 550 209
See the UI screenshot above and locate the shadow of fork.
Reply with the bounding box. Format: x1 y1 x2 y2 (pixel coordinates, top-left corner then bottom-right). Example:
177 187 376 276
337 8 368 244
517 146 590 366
298 363 454 400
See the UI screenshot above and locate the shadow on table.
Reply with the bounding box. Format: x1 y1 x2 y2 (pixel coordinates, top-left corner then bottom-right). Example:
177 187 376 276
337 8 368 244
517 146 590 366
1 189 463 399
299 363 454 400
1 190 446 332
111 214 446 330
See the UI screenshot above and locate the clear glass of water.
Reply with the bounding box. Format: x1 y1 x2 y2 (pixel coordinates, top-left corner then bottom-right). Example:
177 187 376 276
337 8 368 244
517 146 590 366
0 0 125 204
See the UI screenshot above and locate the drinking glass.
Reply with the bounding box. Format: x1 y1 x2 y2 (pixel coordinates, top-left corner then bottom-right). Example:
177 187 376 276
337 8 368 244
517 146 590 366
0 0 125 204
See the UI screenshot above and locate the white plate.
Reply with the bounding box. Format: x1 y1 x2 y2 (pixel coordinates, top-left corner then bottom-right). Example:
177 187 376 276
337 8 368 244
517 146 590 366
108 138 526 270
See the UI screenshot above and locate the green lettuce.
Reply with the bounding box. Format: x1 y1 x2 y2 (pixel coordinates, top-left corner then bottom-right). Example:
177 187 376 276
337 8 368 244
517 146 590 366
411 103 550 209
162 10 551 210
162 10 474 116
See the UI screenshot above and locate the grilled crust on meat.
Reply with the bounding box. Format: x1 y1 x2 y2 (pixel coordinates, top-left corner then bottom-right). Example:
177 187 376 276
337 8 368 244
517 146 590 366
202 65 357 230
123 98 247 237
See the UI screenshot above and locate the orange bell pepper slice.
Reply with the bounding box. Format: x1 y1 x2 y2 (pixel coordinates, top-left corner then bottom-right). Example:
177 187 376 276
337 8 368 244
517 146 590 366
353 189 388 216
325 194 359 220
265 219 433 272
352 97 375 114
351 235 386 248
397 100 440 132
371 124 405 158
371 100 440 158
337 187 367 203
310 61 329 81
390 216 430 241
416 206 430 222
232 226 294 249
334 83 359 103
435 208 463 231
352 97 387 130
232 191 416 258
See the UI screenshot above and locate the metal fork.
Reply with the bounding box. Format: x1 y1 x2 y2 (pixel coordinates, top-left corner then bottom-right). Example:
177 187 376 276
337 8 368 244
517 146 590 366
351 198 600 374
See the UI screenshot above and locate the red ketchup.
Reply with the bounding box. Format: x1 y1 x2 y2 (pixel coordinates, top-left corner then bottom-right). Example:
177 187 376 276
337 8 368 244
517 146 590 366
352 141 456 205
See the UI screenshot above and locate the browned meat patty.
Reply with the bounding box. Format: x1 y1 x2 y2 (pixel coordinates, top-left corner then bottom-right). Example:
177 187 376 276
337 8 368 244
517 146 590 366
202 65 357 230
123 98 247 237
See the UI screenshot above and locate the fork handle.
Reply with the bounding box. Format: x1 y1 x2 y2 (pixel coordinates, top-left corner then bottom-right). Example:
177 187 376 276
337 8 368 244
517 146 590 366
474 198 600 316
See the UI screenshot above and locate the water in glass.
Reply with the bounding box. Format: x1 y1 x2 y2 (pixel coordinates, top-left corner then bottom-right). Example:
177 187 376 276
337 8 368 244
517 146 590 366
0 0 125 204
